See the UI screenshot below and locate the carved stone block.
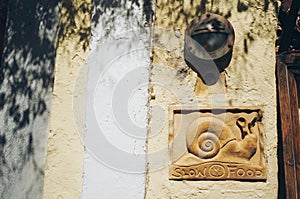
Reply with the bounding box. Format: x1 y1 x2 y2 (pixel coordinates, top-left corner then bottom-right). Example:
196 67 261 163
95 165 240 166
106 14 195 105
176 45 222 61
169 107 266 180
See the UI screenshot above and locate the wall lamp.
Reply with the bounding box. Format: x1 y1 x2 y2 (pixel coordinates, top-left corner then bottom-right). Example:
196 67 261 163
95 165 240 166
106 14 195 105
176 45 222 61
184 13 235 85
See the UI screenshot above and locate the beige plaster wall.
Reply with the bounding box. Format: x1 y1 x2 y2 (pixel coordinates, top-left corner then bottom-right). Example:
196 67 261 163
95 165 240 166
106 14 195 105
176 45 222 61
146 0 278 198
42 1 91 198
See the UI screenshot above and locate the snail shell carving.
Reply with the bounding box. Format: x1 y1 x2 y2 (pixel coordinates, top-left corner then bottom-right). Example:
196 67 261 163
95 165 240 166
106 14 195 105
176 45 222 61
186 117 235 159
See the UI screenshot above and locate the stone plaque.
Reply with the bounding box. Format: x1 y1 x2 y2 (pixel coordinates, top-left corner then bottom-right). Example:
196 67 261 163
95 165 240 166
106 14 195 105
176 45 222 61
169 107 266 180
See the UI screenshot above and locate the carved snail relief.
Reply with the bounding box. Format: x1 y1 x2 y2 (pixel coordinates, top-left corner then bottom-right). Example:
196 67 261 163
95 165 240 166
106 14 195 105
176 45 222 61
186 115 259 163
186 117 235 159
170 108 265 180
234 116 258 160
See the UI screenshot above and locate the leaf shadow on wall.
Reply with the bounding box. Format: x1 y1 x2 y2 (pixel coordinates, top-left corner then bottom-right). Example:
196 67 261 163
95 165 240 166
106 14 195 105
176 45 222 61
154 0 278 83
0 0 106 197
0 0 154 197
91 0 154 45
0 0 61 197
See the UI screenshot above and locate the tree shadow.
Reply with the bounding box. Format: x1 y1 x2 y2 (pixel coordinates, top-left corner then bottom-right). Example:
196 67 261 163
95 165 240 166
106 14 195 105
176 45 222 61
0 0 59 198
0 0 155 197
153 0 278 84
0 0 280 197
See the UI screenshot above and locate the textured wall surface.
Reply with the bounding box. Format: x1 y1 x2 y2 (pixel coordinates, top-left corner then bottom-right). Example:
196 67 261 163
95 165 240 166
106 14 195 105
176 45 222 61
82 0 153 198
146 0 278 198
0 0 60 198
42 0 91 198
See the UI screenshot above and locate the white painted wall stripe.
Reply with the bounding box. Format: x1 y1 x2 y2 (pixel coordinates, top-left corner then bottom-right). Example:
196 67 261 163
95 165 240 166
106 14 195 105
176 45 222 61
82 1 152 198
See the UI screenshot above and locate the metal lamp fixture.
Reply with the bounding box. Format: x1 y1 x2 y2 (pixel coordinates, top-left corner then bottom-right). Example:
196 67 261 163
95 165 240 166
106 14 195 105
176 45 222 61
184 13 235 85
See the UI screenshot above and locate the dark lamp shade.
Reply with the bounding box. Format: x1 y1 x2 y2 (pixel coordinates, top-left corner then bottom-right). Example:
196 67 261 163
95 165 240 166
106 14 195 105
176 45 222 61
184 13 235 85
191 32 228 53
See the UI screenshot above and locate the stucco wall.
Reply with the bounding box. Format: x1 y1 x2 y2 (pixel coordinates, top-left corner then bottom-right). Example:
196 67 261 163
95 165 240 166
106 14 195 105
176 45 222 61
42 1 91 198
82 0 153 198
146 0 278 198
42 0 155 198
0 0 60 198
39 0 280 198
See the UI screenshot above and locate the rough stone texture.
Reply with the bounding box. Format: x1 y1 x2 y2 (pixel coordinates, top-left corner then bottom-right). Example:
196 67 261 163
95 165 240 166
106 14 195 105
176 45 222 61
0 0 60 198
146 0 278 198
42 0 91 198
